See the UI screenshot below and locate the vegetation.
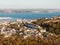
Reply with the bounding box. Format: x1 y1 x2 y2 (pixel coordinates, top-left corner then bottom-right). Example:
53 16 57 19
32 18 60 35
31 17 60 45
0 34 60 45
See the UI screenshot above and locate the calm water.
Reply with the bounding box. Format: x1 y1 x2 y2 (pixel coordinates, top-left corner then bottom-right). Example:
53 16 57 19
0 12 60 20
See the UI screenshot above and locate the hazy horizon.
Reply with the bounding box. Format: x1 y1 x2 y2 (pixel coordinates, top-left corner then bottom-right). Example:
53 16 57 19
0 0 60 9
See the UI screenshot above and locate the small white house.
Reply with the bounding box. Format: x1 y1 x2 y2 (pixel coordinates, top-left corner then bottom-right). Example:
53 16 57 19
40 30 46 33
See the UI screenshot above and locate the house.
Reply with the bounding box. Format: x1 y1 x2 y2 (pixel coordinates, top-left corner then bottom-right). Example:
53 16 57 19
24 23 39 29
40 30 46 33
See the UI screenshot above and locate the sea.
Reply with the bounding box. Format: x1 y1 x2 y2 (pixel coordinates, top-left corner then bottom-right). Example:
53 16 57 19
0 12 60 20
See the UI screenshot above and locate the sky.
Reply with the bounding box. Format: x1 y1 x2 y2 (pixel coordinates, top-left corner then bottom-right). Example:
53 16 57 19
0 0 60 9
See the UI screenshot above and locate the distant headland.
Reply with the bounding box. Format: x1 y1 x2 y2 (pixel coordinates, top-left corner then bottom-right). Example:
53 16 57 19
0 9 60 13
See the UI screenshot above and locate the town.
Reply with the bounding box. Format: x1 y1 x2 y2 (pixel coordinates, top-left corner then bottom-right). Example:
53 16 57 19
0 16 60 39
0 16 60 45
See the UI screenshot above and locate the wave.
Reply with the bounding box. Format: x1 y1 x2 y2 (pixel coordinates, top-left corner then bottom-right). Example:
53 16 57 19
0 17 13 20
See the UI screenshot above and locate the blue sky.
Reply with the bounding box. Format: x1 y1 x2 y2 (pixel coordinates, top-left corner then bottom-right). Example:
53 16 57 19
0 0 60 9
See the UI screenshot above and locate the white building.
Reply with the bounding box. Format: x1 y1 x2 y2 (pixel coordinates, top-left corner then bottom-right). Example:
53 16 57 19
40 30 46 33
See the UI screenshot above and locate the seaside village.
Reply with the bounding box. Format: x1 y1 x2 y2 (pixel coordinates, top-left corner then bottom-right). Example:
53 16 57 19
0 16 60 39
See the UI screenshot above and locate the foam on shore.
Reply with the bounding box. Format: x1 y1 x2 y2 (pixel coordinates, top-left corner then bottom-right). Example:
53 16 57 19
0 17 12 20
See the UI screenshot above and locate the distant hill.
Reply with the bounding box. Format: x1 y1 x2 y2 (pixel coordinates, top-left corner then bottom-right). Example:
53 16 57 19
0 9 60 13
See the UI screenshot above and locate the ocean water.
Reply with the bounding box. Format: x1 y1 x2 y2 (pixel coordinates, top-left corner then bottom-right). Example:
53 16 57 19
0 12 60 20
